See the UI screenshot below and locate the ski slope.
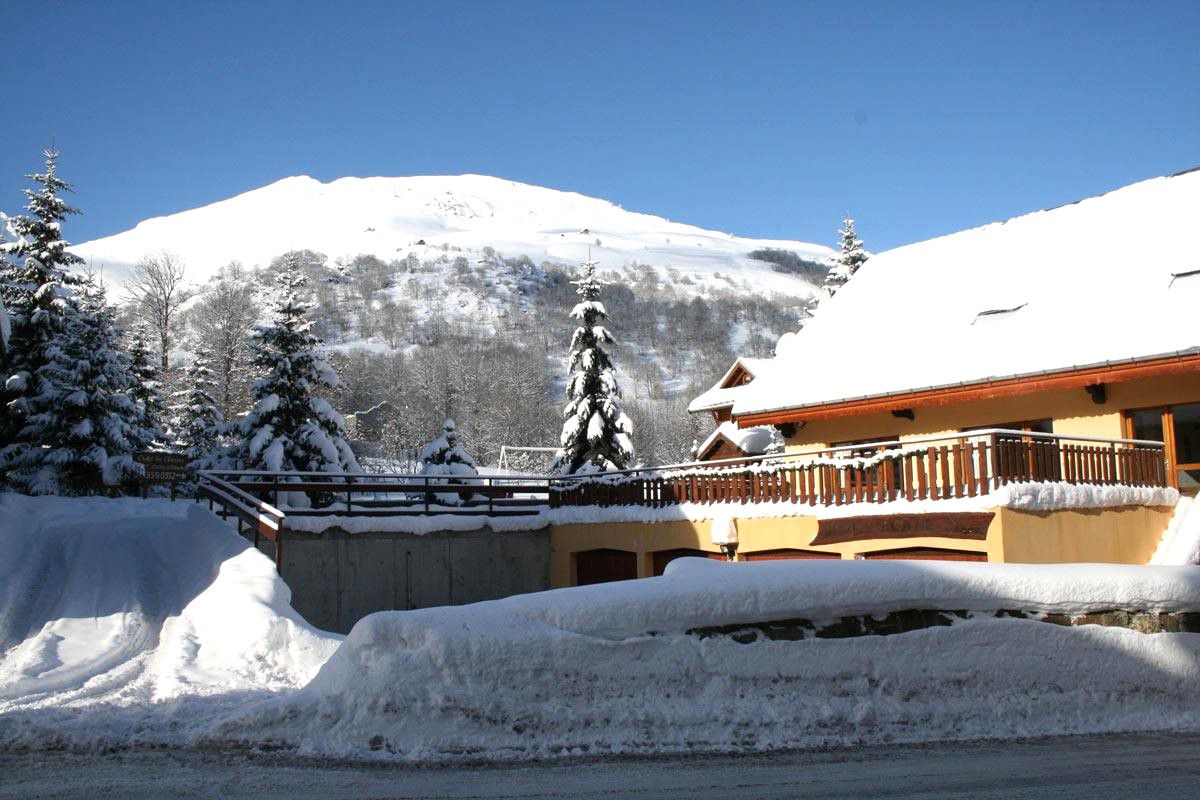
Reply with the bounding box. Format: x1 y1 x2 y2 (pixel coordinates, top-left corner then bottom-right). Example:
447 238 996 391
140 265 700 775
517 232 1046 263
72 174 833 295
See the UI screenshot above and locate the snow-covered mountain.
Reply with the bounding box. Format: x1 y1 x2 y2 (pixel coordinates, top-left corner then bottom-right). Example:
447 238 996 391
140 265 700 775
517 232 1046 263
74 174 833 295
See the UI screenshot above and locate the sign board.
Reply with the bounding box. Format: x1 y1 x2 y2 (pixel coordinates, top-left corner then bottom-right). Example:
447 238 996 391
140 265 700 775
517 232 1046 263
811 512 995 546
134 451 191 484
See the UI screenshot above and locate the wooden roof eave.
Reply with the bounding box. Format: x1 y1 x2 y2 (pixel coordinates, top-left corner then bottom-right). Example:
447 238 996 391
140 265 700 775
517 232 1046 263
734 350 1200 428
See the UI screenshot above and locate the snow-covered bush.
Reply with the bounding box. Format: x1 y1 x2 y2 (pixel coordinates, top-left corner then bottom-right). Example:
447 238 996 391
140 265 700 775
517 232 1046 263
419 418 478 505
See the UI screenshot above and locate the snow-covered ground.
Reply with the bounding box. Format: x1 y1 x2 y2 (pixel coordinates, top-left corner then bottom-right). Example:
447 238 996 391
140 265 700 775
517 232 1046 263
3 494 1199 762
0 494 339 750
72 174 833 296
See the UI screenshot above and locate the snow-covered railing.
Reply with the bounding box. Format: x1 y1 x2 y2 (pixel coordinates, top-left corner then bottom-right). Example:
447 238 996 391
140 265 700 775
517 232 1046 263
197 471 288 571
547 429 1169 510
199 469 551 518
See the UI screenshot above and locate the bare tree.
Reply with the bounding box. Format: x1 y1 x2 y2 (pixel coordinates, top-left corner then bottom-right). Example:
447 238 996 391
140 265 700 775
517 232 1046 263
189 262 259 418
127 251 188 370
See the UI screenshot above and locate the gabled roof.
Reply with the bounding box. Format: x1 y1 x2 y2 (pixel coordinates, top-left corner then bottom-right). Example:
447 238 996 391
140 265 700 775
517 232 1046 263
732 168 1200 422
696 421 774 460
687 356 773 413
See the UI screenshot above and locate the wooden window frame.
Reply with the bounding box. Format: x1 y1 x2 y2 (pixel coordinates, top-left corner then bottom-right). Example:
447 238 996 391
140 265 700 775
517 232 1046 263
1122 403 1200 491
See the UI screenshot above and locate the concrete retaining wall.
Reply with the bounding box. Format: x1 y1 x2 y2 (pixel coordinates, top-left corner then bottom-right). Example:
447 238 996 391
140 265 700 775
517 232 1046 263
255 526 550 633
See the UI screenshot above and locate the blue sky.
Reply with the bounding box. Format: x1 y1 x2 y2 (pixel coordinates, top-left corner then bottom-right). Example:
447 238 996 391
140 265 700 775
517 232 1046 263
3 0 1198 252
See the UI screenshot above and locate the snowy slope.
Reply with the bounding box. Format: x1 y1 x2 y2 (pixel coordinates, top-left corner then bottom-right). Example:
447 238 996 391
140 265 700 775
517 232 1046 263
73 174 832 296
0 495 338 726
739 168 1200 416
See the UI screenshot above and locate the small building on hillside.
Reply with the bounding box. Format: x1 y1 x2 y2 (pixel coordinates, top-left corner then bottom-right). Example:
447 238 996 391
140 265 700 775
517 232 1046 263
688 356 778 461
547 168 1200 585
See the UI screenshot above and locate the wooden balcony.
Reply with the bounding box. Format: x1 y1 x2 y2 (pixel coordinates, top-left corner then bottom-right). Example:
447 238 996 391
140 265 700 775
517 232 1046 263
547 430 1170 509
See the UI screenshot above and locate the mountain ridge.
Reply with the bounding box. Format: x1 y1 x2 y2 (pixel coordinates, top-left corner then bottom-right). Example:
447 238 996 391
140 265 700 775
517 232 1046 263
73 174 834 296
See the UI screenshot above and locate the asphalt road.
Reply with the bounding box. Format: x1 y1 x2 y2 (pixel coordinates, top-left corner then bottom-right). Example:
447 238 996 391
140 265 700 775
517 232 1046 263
2 732 1199 799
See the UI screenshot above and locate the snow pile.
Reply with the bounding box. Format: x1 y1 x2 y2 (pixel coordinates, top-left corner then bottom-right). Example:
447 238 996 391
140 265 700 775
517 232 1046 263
1152 495 1200 565
0 494 339 749
215 559 1200 762
739 168 1200 416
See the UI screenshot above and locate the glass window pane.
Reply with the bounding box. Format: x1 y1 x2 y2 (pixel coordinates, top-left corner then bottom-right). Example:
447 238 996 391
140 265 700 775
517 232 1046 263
1178 469 1200 492
1128 409 1164 443
1028 419 1054 434
1172 403 1200 464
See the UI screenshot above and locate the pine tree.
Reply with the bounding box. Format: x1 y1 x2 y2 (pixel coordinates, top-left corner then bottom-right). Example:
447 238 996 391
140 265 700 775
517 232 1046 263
170 351 224 470
822 215 870 297
0 277 144 494
0 150 85 450
419 418 478 505
237 255 359 473
551 259 635 474
127 322 170 449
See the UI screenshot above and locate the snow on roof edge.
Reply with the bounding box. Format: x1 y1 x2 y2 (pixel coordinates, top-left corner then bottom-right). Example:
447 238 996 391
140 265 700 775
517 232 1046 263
733 347 1200 419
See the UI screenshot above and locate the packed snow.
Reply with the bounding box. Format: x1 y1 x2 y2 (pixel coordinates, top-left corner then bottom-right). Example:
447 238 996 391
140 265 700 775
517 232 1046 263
72 174 833 296
738 168 1200 416
1152 495 1200 566
212 558 1200 762
0 494 339 750
4 494 1198 762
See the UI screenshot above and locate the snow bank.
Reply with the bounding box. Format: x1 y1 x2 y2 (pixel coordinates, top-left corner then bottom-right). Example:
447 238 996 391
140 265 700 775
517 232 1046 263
1152 496 1200 565
0 494 339 749
215 559 1200 762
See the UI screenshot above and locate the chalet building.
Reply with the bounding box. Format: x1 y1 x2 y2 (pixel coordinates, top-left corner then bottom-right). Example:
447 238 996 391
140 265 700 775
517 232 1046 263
547 168 1200 585
729 167 1200 495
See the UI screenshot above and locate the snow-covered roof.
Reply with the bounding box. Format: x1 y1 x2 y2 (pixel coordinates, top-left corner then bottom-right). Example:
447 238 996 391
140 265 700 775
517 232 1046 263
696 421 774 459
734 168 1200 419
687 356 773 413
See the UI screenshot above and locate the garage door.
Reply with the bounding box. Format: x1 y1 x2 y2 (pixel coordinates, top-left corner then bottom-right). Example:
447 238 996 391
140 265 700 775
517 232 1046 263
742 548 840 561
575 549 638 585
860 547 986 562
651 548 726 576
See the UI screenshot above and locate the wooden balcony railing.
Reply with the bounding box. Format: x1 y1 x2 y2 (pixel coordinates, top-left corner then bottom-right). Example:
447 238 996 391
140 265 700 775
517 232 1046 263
547 430 1169 509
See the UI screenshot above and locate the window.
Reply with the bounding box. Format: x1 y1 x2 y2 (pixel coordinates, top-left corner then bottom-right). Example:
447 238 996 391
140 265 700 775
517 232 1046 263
1123 403 1200 493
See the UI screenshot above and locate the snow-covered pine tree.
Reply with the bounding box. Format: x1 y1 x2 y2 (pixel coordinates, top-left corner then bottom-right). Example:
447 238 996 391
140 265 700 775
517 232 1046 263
1 276 144 495
0 150 85 450
127 322 171 448
170 351 224 470
822 214 870 297
237 255 360 474
551 259 635 474
419 418 478 505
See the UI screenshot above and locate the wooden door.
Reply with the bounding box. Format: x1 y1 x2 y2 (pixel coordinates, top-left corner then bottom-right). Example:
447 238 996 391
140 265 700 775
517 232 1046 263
575 549 638 585
742 548 840 561
860 547 986 562
651 548 724 576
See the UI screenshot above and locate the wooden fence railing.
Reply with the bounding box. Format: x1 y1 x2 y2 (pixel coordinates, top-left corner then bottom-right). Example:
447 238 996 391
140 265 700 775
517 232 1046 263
548 430 1169 509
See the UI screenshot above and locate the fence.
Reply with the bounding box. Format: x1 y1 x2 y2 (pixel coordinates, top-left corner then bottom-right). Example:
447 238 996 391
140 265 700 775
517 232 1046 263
547 429 1169 509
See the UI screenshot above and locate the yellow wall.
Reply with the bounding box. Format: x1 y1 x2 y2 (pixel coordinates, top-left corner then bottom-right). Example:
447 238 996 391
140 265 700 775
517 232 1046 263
997 506 1171 564
549 502 1174 588
783 372 1200 452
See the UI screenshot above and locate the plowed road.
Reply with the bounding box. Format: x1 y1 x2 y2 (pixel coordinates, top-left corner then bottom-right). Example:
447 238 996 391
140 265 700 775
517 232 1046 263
3 732 1198 799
